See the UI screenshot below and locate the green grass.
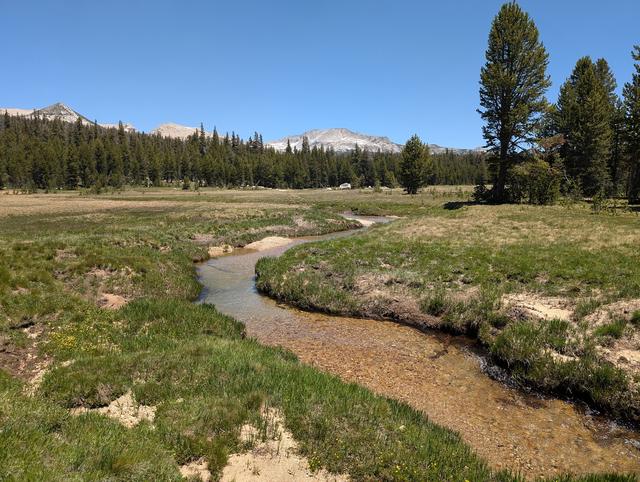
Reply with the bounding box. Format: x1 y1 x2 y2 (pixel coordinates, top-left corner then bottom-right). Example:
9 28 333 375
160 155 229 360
594 319 628 340
256 201 640 424
1 189 637 481
24 298 508 481
0 190 517 481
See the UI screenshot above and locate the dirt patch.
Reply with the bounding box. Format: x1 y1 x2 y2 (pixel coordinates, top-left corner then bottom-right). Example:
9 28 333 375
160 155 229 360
293 216 314 229
543 348 578 364
180 458 211 481
248 225 292 235
71 390 156 428
87 267 114 279
98 293 128 310
502 293 573 322
244 237 293 251
354 273 393 299
355 218 375 227
0 328 49 389
221 407 347 482
598 327 640 380
449 285 481 304
208 245 234 258
68 266 134 310
55 249 77 261
352 274 439 330
25 359 51 396
584 299 640 327
192 233 216 245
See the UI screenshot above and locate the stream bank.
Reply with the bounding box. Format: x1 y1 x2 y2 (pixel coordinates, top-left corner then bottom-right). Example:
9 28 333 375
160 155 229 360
197 217 640 479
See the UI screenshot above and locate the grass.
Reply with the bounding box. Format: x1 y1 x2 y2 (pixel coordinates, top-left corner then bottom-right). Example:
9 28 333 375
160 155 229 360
256 199 640 424
1 188 637 481
594 319 628 340
0 189 520 481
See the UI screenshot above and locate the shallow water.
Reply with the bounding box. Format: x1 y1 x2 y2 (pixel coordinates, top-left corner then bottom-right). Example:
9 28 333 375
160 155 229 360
197 217 640 479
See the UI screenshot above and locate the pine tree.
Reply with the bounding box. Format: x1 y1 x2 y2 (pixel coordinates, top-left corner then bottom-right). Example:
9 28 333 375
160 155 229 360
0 143 7 189
212 127 220 147
65 147 81 189
595 59 624 195
556 57 612 196
624 46 640 203
478 2 550 202
400 135 428 195
610 102 626 196
199 123 206 156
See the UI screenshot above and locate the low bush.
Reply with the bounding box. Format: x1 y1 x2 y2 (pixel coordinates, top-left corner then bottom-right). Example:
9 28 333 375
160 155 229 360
507 159 561 205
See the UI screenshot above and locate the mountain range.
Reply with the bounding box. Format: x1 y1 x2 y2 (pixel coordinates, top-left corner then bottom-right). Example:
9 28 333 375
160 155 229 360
1 103 136 132
1 103 483 154
266 128 483 155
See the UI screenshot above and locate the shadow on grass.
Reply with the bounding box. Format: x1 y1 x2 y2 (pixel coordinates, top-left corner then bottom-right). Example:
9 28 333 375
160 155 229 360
442 201 478 210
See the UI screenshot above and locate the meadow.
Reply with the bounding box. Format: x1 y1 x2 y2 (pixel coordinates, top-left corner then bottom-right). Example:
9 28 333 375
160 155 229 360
256 192 640 425
0 188 509 481
0 187 636 481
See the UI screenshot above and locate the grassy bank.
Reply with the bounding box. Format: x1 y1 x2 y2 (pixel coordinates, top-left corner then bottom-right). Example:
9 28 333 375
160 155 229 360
256 200 640 425
0 189 521 481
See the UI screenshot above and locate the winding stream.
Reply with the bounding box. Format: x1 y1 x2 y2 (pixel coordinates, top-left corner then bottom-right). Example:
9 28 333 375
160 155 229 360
197 217 640 479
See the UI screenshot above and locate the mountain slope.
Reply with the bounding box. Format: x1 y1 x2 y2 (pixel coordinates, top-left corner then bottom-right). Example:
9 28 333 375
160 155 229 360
150 123 201 139
267 128 484 155
1 103 136 132
267 128 402 154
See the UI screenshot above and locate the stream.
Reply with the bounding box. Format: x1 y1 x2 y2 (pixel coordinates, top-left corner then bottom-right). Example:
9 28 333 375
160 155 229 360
197 215 640 479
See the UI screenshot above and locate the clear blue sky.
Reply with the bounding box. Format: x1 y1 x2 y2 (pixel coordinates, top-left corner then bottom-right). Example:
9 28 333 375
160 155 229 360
2 1 638 148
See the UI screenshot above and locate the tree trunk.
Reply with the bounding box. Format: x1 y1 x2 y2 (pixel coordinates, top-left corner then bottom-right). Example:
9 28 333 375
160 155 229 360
630 157 640 204
491 141 510 203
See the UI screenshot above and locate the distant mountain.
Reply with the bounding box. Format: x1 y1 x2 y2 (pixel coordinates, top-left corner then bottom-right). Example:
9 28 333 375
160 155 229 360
35 102 93 124
428 144 485 155
267 128 401 154
150 123 203 139
0 102 136 132
1 105 485 153
266 128 484 155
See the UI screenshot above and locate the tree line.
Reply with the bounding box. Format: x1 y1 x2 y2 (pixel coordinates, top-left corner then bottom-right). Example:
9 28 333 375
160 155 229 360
0 114 486 192
478 2 640 204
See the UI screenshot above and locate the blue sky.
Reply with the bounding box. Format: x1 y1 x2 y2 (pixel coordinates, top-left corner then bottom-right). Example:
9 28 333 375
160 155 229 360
2 1 638 148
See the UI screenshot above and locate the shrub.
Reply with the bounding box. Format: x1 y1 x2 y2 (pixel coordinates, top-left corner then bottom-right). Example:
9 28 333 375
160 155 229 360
507 159 561 205
472 179 489 203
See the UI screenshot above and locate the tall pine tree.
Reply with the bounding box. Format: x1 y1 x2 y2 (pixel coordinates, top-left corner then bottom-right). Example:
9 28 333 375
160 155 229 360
478 1 550 202
595 59 624 195
625 46 640 203
556 57 612 196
